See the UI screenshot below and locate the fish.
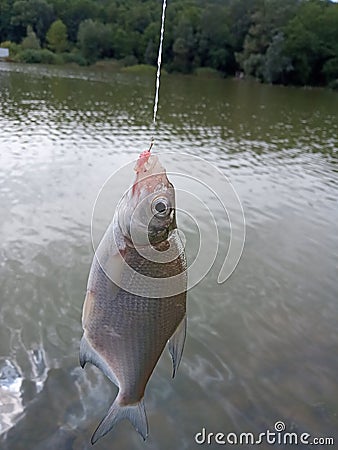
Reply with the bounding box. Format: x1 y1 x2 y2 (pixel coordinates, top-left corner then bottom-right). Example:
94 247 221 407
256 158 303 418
80 149 187 444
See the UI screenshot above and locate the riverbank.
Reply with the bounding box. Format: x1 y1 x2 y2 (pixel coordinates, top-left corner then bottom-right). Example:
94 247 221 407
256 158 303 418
0 56 225 79
1 56 337 90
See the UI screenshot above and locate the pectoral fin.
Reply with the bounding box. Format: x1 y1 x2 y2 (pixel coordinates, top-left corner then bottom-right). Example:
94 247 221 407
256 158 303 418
168 315 187 378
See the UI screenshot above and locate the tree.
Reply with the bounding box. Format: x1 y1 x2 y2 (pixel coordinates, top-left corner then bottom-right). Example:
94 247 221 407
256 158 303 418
46 19 68 52
284 0 338 85
77 19 112 62
197 5 232 73
236 0 299 80
0 0 13 42
142 22 160 65
0 0 336 86
322 57 338 84
144 39 156 65
263 32 292 84
21 24 40 49
58 0 101 42
228 0 258 53
125 3 151 34
11 0 54 43
171 17 196 73
111 26 135 60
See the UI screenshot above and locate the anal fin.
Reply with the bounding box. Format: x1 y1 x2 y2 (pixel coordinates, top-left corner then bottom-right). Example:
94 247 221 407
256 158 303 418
168 315 187 378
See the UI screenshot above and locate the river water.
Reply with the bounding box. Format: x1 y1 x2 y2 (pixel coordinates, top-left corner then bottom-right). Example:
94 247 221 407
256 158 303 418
0 62 337 450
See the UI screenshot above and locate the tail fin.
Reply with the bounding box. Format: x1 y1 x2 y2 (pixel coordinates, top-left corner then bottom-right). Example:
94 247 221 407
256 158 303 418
91 396 148 444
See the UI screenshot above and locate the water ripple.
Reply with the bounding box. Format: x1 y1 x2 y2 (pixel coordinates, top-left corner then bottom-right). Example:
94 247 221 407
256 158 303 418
0 62 337 447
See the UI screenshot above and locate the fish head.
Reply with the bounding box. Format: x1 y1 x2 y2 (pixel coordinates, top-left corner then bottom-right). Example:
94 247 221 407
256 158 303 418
118 150 176 246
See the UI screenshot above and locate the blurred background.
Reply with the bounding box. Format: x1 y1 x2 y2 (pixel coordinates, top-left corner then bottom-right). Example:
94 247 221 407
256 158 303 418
0 0 338 88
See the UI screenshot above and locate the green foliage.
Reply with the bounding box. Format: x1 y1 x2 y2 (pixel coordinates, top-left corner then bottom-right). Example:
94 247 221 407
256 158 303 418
120 54 138 67
57 0 101 43
233 0 338 86
144 39 156 65
77 19 113 63
15 48 61 64
170 17 196 73
46 19 68 53
194 67 222 78
0 40 21 56
241 53 265 79
11 0 54 43
61 51 87 66
0 0 13 42
235 0 297 80
284 0 338 85
322 57 338 84
263 33 292 84
0 0 337 87
21 25 40 50
121 64 157 75
197 5 232 72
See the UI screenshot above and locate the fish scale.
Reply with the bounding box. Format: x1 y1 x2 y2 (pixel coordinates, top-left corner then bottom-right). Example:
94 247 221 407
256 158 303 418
86 244 186 402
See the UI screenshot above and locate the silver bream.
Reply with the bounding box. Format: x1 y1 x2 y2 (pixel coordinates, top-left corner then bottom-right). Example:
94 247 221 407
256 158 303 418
80 150 187 443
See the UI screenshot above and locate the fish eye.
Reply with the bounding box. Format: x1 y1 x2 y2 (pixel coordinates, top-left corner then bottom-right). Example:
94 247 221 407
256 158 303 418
151 197 170 217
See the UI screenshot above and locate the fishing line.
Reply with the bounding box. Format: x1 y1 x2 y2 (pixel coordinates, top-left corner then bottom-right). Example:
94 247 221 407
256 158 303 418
149 0 167 150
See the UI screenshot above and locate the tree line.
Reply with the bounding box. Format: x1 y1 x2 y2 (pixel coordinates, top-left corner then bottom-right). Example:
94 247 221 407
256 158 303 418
0 0 337 88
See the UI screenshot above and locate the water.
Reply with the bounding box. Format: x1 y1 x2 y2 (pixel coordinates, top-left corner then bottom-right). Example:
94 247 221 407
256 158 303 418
0 62 337 449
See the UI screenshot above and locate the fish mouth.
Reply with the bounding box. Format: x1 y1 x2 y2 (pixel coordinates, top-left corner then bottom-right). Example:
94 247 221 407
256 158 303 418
132 152 168 197
134 151 164 176
134 149 152 174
